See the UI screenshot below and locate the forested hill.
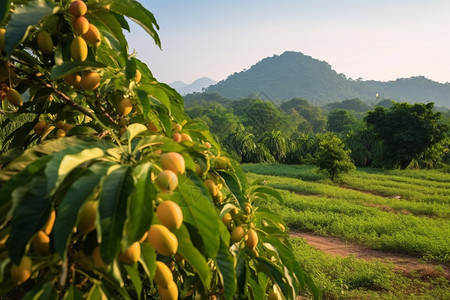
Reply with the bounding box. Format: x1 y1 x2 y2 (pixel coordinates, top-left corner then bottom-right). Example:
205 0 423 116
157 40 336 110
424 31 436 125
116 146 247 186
205 51 450 107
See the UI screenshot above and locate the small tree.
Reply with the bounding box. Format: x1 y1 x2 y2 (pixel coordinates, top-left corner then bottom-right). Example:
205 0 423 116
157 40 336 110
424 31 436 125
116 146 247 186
316 134 355 181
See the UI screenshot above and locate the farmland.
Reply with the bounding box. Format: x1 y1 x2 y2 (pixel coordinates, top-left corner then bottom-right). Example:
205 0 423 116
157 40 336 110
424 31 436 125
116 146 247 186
243 163 450 299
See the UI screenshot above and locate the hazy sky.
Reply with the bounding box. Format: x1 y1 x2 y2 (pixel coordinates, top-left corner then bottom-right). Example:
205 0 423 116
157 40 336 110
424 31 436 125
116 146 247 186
125 1 450 84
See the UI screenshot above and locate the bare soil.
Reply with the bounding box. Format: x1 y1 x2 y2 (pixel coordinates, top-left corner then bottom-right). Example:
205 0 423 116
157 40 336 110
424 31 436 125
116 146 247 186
290 231 450 280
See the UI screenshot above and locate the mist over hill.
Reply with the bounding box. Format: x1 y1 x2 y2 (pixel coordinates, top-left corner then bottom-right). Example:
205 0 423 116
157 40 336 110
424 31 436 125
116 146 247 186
205 51 450 107
170 77 217 95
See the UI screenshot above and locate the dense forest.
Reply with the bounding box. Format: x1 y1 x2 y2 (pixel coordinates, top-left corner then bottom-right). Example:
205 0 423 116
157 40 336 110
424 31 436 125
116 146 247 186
184 92 450 175
205 51 450 108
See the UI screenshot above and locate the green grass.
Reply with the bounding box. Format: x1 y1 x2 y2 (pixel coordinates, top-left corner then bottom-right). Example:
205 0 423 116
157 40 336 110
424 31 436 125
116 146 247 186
292 237 450 299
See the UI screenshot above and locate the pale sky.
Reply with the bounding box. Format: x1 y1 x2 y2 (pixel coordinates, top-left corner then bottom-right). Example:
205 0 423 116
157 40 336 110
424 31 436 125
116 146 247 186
125 1 450 85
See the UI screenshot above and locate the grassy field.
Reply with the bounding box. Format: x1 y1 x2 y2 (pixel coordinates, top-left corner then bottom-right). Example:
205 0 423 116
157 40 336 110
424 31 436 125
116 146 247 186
243 163 450 299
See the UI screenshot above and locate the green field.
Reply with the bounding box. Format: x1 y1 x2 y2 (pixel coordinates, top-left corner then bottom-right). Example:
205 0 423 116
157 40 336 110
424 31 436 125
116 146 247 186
243 163 450 299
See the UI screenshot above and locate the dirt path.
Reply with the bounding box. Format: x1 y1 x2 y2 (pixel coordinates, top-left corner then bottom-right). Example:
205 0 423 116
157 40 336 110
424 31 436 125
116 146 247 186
290 231 450 279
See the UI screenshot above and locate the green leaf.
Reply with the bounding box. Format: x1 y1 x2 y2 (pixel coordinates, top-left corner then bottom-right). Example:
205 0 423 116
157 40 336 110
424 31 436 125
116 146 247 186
236 255 247 297
139 84 171 113
173 225 211 289
109 0 161 48
173 172 220 257
62 284 83 300
123 264 142 300
87 284 108 300
251 186 284 203
8 170 50 264
58 147 104 181
140 242 156 280
23 281 57 300
53 162 112 259
99 166 134 264
50 61 106 80
215 238 236 300
125 123 147 144
0 0 11 25
218 171 247 208
125 163 154 246
125 57 136 80
91 10 128 57
4 1 54 56
255 257 295 299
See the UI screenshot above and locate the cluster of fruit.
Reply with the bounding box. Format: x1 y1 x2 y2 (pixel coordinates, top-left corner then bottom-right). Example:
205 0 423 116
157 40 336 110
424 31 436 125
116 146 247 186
32 119 74 138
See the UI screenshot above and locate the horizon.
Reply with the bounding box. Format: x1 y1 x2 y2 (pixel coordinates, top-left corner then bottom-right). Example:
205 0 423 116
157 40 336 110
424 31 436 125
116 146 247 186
125 1 450 85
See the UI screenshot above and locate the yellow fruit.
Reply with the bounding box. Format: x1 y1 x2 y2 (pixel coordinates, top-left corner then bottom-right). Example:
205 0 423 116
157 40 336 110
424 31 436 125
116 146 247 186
71 36 88 61
10 256 32 285
76 200 97 234
231 226 245 243
172 132 181 143
245 229 258 250
278 223 286 232
33 120 47 132
82 24 101 46
155 170 178 192
43 210 56 235
64 73 82 87
180 133 192 142
37 31 54 55
139 232 148 242
80 71 100 90
56 128 66 138
158 281 178 300
55 120 65 129
161 152 185 175
154 261 173 288
135 69 141 83
118 98 133 116
204 141 212 149
68 0 87 16
6 89 23 107
204 179 218 196
148 224 178 256
146 122 158 132
244 203 252 215
156 200 183 230
92 246 106 269
173 124 182 132
72 16 90 35
118 242 141 264
62 123 74 133
214 156 231 169
230 207 239 216
222 213 232 229
31 231 50 255
0 28 5 52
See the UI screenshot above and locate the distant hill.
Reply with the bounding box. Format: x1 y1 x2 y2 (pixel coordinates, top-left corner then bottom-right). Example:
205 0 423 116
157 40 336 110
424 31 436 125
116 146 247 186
170 77 217 95
205 51 450 107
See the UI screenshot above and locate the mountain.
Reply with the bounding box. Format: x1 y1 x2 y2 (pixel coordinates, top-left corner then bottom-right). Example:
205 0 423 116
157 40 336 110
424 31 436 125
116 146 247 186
205 51 450 107
170 77 217 95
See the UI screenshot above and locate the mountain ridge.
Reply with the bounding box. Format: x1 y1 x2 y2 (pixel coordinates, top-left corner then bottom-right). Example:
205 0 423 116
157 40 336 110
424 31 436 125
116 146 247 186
170 77 217 95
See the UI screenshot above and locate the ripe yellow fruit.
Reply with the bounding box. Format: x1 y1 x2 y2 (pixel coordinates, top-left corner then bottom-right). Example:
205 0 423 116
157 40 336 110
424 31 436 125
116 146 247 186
245 229 258 250
231 226 245 243
154 261 173 288
82 24 101 46
6 88 23 107
222 213 232 229
72 16 90 35
158 281 178 300
64 73 82 87
214 156 231 169
172 132 181 143
204 179 218 196
156 200 183 230
161 152 185 175
43 210 56 235
155 170 178 192
68 0 87 16
55 120 65 129
56 128 66 138
230 207 239 216
244 203 252 215
135 69 141 83
204 141 212 149
92 246 106 269
180 133 192 142
62 123 74 133
0 28 5 52
37 31 54 55
71 36 88 61
33 120 47 132
148 224 178 256
173 124 182 132
118 242 141 264
76 200 97 234
31 231 50 255
80 71 100 90
10 256 32 285
278 223 286 232
118 98 133 116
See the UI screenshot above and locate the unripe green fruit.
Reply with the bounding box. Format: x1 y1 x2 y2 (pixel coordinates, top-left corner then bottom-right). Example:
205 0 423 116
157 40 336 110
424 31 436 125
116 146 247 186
80 71 100 90
158 281 178 300
245 229 258 249
156 200 183 230
37 31 54 55
68 0 87 16
160 152 185 175
71 36 88 61
155 170 178 192
154 261 173 288
11 256 32 285
148 224 178 256
76 200 97 234
118 98 133 116
72 16 89 35
118 242 141 264
6 89 23 107
82 24 101 46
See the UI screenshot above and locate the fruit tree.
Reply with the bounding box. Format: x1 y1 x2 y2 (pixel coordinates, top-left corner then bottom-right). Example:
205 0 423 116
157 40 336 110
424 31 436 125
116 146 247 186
0 1 318 299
